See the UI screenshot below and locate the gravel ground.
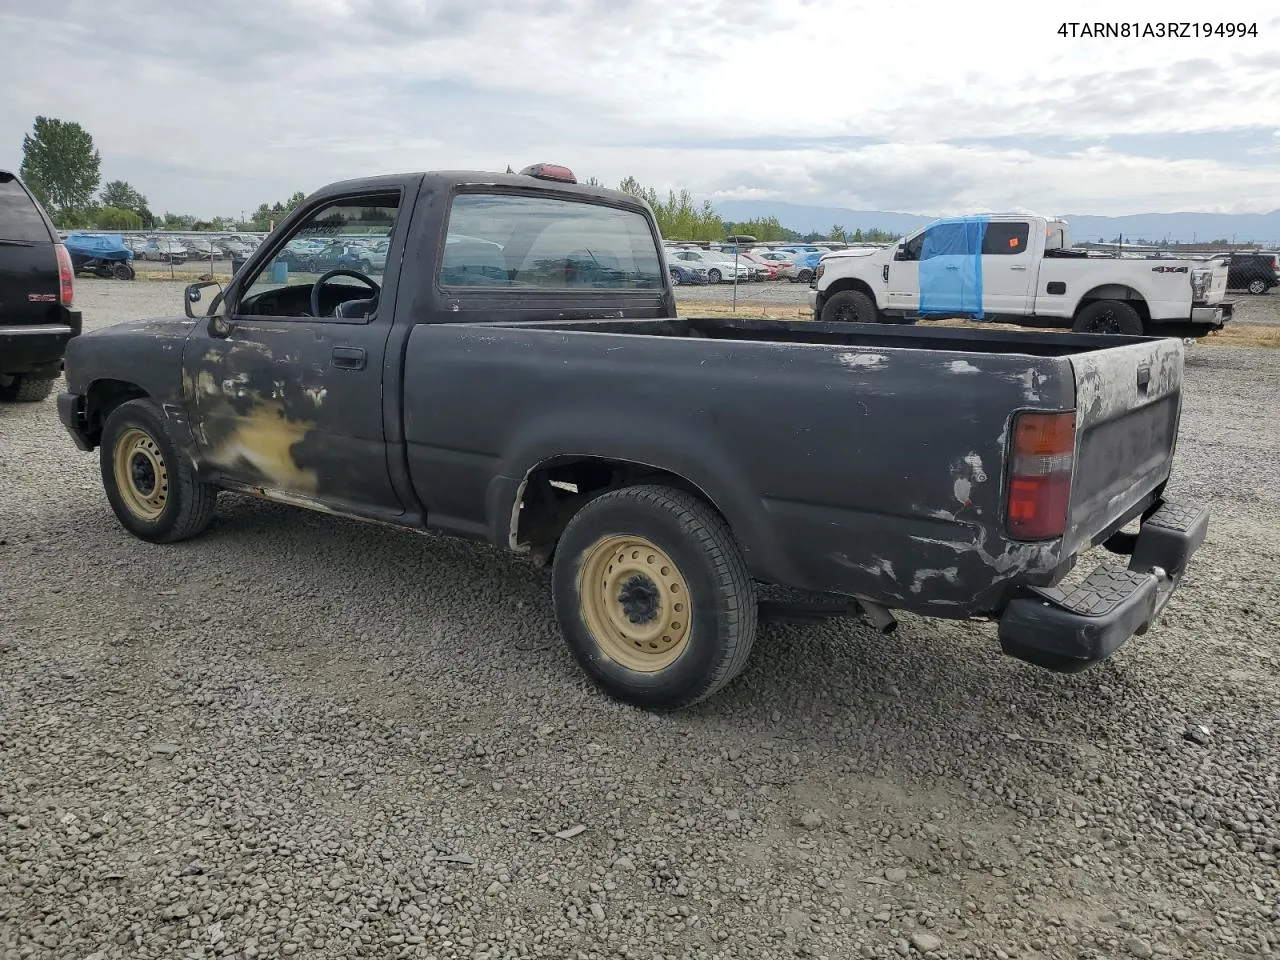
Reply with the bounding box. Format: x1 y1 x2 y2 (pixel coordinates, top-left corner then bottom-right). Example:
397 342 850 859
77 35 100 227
2 280 1278 960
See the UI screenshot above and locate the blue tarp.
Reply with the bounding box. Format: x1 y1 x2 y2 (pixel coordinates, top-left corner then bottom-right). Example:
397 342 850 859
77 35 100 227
64 233 133 261
918 216 987 318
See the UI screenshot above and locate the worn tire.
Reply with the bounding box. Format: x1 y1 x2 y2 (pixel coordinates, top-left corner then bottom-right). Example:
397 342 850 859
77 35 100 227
1072 299 1144 335
0 375 55 403
820 289 881 323
552 484 757 711
100 398 218 544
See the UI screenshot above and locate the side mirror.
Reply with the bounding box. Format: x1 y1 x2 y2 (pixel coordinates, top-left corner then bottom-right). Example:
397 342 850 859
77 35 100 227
184 280 232 337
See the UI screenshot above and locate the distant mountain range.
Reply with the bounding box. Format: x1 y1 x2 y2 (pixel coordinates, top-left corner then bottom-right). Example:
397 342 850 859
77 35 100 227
713 200 1280 245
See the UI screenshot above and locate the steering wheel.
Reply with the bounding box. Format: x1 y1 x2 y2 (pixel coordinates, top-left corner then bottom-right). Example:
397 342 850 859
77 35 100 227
310 269 379 318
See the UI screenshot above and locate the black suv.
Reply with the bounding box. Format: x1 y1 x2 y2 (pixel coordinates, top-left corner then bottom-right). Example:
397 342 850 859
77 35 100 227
1226 252 1279 295
0 169 81 402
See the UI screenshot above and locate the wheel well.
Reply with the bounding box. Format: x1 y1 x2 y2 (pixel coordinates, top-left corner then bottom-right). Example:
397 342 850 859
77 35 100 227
84 380 150 445
821 277 877 301
1074 285 1150 323
511 456 728 559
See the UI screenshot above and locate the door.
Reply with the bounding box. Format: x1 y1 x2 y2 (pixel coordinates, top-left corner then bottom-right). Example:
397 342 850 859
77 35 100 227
887 230 922 312
979 220 1034 314
184 191 405 515
918 218 986 318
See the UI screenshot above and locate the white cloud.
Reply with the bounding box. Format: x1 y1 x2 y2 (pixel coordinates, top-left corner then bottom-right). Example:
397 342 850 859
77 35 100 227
1 0 1278 218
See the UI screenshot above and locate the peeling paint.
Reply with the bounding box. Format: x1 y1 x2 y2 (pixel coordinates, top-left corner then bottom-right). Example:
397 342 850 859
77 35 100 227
910 566 959 593
836 352 887 370
963 452 987 482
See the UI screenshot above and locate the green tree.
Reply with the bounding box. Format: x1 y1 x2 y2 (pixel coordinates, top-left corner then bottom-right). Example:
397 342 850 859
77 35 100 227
93 206 142 230
19 116 102 218
100 180 154 227
162 212 197 230
724 216 796 242
852 228 864 242
828 224 849 243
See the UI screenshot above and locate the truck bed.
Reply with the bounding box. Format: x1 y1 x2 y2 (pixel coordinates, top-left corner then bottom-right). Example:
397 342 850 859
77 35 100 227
402 314 1183 618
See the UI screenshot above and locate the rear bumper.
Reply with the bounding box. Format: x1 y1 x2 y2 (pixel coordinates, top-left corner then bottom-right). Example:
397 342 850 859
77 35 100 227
997 498 1208 672
0 312 81 375
1190 301 1232 327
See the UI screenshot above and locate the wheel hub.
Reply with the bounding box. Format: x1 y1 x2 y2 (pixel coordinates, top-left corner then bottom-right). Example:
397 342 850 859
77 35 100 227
617 574 661 625
578 535 692 672
130 452 157 496
112 427 169 521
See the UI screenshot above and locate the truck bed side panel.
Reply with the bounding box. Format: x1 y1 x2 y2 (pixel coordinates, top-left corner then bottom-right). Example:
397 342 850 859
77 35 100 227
401 323 1079 616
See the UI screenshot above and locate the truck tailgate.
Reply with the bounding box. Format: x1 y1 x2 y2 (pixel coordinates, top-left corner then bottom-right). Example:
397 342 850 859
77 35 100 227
1063 337 1183 557
1206 259 1229 303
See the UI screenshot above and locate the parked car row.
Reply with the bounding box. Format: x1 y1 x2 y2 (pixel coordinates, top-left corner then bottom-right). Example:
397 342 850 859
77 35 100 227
274 235 390 274
662 241 883 284
108 234 266 264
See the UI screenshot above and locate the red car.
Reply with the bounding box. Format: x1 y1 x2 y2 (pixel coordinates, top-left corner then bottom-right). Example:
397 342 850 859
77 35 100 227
736 251 783 280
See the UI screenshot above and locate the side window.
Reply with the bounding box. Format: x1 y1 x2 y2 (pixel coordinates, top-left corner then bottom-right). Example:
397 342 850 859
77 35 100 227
982 221 1030 255
897 232 924 261
441 193 664 290
237 193 399 317
0 175 53 243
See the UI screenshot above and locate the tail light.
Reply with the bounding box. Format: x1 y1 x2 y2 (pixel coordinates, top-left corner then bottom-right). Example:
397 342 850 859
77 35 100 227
55 243 74 305
1006 411 1075 540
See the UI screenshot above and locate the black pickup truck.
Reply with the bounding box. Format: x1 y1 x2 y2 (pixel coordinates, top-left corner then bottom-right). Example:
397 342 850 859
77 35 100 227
57 164 1209 710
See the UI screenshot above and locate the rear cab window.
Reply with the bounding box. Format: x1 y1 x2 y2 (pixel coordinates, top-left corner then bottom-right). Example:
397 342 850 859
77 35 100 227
439 193 664 290
0 174 54 243
981 221 1030 255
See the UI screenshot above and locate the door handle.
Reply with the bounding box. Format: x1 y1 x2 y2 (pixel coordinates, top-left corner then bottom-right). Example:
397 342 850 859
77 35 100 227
945 265 959 271
1011 265 1028 271
331 346 366 370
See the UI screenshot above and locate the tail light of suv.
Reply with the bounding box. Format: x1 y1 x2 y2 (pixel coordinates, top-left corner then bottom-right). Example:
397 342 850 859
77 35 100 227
55 242 74 305
1006 411 1076 540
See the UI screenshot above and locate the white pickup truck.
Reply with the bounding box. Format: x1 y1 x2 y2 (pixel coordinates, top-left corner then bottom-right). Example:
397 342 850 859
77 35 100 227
809 215 1233 336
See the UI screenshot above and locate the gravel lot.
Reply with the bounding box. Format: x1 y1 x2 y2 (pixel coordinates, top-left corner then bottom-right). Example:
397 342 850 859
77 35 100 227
2 280 1278 960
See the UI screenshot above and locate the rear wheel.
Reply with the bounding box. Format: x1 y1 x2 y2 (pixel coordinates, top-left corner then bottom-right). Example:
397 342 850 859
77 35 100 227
669 268 681 286
552 485 757 710
1247 278 1269 295
112 262 134 281
1072 299 1144 335
100 399 218 543
0 375 55 403
796 269 814 283
820 289 881 323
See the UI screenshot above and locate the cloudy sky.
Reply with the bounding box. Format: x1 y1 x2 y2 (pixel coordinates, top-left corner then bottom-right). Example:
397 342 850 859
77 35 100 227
2 0 1279 219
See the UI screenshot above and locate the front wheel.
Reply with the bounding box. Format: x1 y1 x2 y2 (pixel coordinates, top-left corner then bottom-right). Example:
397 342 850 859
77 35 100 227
707 268 722 284
1247 278 1269 295
113 262 135 281
100 399 218 543
820 289 881 323
669 268 681 286
552 485 757 711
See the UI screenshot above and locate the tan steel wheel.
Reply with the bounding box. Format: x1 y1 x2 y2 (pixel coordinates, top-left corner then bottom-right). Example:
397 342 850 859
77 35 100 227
578 534 692 672
112 427 169 521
